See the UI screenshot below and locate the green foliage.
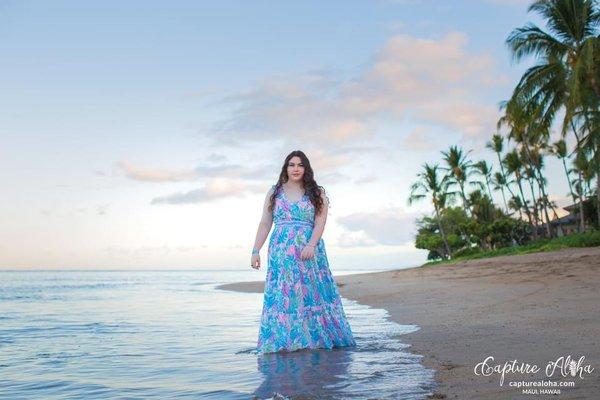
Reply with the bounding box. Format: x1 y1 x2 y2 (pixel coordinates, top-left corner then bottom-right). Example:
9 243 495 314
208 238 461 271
490 217 532 247
410 0 600 264
414 230 446 261
583 196 598 228
439 207 470 233
414 202 535 260
452 246 481 258
423 230 600 266
546 229 600 248
414 207 470 260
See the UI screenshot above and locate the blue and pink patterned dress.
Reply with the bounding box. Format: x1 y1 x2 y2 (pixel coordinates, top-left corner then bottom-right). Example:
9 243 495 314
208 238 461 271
257 184 357 353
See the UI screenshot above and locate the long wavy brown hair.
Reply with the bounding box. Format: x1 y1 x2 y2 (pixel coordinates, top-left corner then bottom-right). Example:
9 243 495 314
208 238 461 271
268 150 330 215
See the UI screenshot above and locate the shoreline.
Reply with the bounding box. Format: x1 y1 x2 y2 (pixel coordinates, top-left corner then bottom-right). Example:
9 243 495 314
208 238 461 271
216 246 600 399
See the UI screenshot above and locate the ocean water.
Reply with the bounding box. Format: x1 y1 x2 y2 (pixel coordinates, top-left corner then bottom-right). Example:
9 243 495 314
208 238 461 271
0 269 436 399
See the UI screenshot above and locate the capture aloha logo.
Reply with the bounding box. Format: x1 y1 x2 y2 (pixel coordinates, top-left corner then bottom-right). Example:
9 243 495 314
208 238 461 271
473 355 594 389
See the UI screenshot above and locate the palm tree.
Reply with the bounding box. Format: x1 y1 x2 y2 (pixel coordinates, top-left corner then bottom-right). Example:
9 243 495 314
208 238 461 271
569 120 593 231
469 190 506 250
474 160 495 201
580 107 600 226
492 171 511 213
408 163 453 259
570 149 598 228
550 139 577 204
524 142 562 232
440 146 481 216
521 149 543 229
508 194 525 220
504 149 537 237
506 0 600 232
560 3 600 135
486 134 517 203
529 142 563 225
499 97 555 237
570 91 600 227
506 0 599 131
469 190 502 223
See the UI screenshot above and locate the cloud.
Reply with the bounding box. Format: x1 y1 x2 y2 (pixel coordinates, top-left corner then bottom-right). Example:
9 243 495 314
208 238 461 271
151 178 264 204
211 31 506 150
127 31 508 205
117 158 276 183
104 244 208 256
96 204 110 216
118 160 198 182
205 153 228 163
39 205 110 217
336 230 379 248
120 148 377 203
415 99 499 139
336 206 420 246
402 126 439 151
353 175 378 184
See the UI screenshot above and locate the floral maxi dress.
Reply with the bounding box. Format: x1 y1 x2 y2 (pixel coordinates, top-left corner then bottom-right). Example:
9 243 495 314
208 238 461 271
257 185 357 353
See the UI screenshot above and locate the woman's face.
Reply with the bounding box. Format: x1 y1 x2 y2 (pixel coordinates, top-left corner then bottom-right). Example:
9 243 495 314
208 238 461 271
287 156 305 183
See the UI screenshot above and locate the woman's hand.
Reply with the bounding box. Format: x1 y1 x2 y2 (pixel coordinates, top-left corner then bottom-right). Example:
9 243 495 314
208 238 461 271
300 244 315 260
251 254 261 269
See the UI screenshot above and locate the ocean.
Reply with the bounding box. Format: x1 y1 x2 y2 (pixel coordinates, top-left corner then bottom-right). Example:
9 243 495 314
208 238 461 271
0 269 436 399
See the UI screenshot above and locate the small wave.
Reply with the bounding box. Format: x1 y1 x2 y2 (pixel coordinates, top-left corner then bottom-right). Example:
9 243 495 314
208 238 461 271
235 347 259 355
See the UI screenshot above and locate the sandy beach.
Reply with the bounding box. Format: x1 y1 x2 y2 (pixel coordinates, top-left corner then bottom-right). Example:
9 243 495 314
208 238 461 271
217 246 600 399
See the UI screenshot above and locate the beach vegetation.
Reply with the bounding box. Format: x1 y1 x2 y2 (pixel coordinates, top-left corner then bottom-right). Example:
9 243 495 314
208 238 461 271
408 0 599 261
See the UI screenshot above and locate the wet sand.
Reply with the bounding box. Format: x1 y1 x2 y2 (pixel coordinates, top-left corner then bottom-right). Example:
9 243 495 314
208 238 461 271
217 246 600 399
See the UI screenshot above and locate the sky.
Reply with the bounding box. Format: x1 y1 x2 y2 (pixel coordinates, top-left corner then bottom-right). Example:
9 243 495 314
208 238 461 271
1 0 575 270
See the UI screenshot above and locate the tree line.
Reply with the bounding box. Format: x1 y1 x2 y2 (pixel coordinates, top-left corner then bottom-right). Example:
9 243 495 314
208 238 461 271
407 0 599 260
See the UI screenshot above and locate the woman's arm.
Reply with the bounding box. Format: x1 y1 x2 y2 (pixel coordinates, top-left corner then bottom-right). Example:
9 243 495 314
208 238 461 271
307 187 329 247
252 187 275 252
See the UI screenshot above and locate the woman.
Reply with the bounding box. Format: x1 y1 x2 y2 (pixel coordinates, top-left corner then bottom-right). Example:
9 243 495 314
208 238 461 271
250 150 357 353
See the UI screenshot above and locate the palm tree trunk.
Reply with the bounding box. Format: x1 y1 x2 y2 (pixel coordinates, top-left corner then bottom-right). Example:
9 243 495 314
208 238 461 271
434 204 451 259
495 151 518 215
536 169 555 237
458 181 470 216
497 153 517 199
571 122 586 233
537 169 562 234
525 156 554 237
595 146 600 228
562 158 577 203
516 175 536 238
485 178 494 200
577 170 586 232
500 187 509 215
527 176 541 230
520 136 551 237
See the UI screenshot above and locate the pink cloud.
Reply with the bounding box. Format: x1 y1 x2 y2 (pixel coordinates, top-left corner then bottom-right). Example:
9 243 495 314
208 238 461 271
214 31 507 148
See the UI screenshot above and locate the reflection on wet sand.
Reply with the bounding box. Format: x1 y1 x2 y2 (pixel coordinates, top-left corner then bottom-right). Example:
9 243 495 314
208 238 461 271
253 346 353 399
250 299 436 400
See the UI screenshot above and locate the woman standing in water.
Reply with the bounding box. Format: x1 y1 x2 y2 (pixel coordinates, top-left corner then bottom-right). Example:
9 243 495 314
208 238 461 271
250 150 357 353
